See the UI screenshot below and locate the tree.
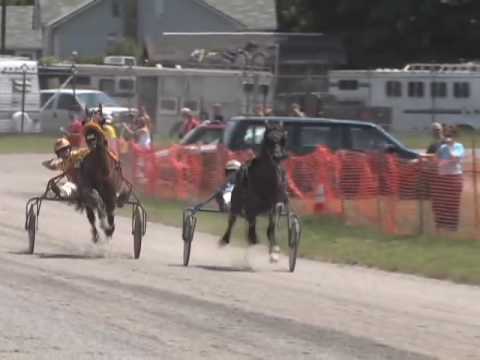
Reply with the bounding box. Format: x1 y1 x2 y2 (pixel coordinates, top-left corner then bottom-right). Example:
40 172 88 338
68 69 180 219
5 0 33 4
277 0 480 68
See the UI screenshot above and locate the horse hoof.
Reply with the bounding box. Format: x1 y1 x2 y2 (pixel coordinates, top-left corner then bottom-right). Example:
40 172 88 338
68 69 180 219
105 226 115 237
218 237 229 247
269 252 280 263
92 231 99 244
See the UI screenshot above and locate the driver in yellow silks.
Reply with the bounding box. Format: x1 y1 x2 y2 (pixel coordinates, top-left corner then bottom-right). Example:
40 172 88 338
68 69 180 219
42 138 89 198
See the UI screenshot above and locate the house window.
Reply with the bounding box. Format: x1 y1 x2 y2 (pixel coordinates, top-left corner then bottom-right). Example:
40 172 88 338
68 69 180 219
431 82 447 98
159 98 178 114
338 80 359 90
99 79 115 93
11 79 32 93
112 0 120 17
119 79 135 91
385 81 402 97
454 82 470 98
408 81 424 97
75 76 91 86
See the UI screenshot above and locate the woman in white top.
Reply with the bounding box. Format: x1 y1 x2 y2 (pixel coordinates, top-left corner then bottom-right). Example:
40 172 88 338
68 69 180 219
122 116 152 150
432 125 465 231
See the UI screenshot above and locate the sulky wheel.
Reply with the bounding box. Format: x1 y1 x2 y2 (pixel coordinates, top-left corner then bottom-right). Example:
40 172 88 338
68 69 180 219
27 207 37 254
133 206 143 259
288 214 301 272
182 210 197 266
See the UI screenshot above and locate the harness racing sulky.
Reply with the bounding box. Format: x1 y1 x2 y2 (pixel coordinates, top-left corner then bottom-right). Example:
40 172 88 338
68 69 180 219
181 122 302 272
25 111 147 259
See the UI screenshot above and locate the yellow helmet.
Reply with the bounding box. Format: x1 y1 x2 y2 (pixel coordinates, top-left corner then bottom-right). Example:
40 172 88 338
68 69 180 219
54 137 71 153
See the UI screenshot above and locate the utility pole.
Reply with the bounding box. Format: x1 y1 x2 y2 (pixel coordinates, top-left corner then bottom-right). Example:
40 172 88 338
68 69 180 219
1 0 6 54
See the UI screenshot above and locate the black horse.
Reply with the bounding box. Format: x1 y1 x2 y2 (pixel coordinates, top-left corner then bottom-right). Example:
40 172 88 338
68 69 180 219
78 122 119 242
220 122 289 262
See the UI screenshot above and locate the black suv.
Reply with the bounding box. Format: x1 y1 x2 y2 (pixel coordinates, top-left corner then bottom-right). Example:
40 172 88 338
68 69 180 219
224 116 419 159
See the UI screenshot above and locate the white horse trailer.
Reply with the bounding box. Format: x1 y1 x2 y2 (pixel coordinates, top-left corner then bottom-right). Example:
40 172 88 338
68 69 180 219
0 57 40 133
40 63 273 134
328 62 480 132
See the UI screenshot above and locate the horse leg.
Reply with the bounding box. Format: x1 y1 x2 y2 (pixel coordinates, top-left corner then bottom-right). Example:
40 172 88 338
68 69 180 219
219 214 237 246
247 215 259 246
89 189 108 232
103 192 116 238
86 207 99 243
267 211 280 263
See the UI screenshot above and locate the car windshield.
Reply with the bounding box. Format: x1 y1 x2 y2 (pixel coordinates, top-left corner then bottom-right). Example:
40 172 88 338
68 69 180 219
181 127 223 145
76 92 118 108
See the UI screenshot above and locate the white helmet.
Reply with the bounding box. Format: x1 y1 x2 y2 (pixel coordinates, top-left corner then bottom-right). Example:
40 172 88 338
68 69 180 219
225 159 241 171
180 107 192 116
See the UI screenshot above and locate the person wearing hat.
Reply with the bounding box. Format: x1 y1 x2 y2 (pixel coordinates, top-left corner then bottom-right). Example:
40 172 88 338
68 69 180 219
214 159 242 212
179 107 200 139
42 137 90 199
426 122 445 154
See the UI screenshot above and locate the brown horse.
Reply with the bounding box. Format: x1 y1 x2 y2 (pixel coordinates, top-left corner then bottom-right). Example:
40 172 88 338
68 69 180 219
77 122 121 242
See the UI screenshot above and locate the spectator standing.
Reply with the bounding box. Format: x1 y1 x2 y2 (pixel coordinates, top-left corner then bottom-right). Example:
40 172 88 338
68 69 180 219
431 125 465 232
288 103 305 117
264 105 273 116
426 122 445 154
138 105 154 142
254 104 265 116
122 116 152 150
179 107 200 138
212 103 225 123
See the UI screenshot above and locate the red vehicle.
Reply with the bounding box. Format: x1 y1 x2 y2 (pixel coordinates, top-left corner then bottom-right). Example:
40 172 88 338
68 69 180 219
179 122 225 147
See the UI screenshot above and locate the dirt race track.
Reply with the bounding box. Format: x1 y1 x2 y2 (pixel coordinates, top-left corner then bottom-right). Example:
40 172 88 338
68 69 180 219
1 154 479 360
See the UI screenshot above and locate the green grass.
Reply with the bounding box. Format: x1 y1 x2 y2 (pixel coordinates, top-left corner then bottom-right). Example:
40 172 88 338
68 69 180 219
134 197 480 285
394 131 480 149
0 133 176 155
0 135 56 154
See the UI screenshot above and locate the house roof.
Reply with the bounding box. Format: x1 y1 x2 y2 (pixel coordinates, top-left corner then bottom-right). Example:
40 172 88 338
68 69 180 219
38 0 94 26
39 0 277 30
0 6 42 50
201 0 277 30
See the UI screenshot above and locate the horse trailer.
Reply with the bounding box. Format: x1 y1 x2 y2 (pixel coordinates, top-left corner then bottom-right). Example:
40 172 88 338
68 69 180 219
0 57 41 133
328 62 480 133
39 63 274 134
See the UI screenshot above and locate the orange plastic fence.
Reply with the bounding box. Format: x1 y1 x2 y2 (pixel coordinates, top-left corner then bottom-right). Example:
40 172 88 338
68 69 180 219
122 141 480 239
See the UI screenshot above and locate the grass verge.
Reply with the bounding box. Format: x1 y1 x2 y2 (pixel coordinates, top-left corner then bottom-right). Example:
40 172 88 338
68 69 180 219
0 133 176 155
0 135 56 154
394 131 480 149
135 197 480 285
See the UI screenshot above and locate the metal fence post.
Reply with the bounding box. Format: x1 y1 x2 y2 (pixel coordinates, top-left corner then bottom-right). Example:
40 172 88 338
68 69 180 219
472 137 479 229
418 158 425 236
71 64 77 99
20 64 27 133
